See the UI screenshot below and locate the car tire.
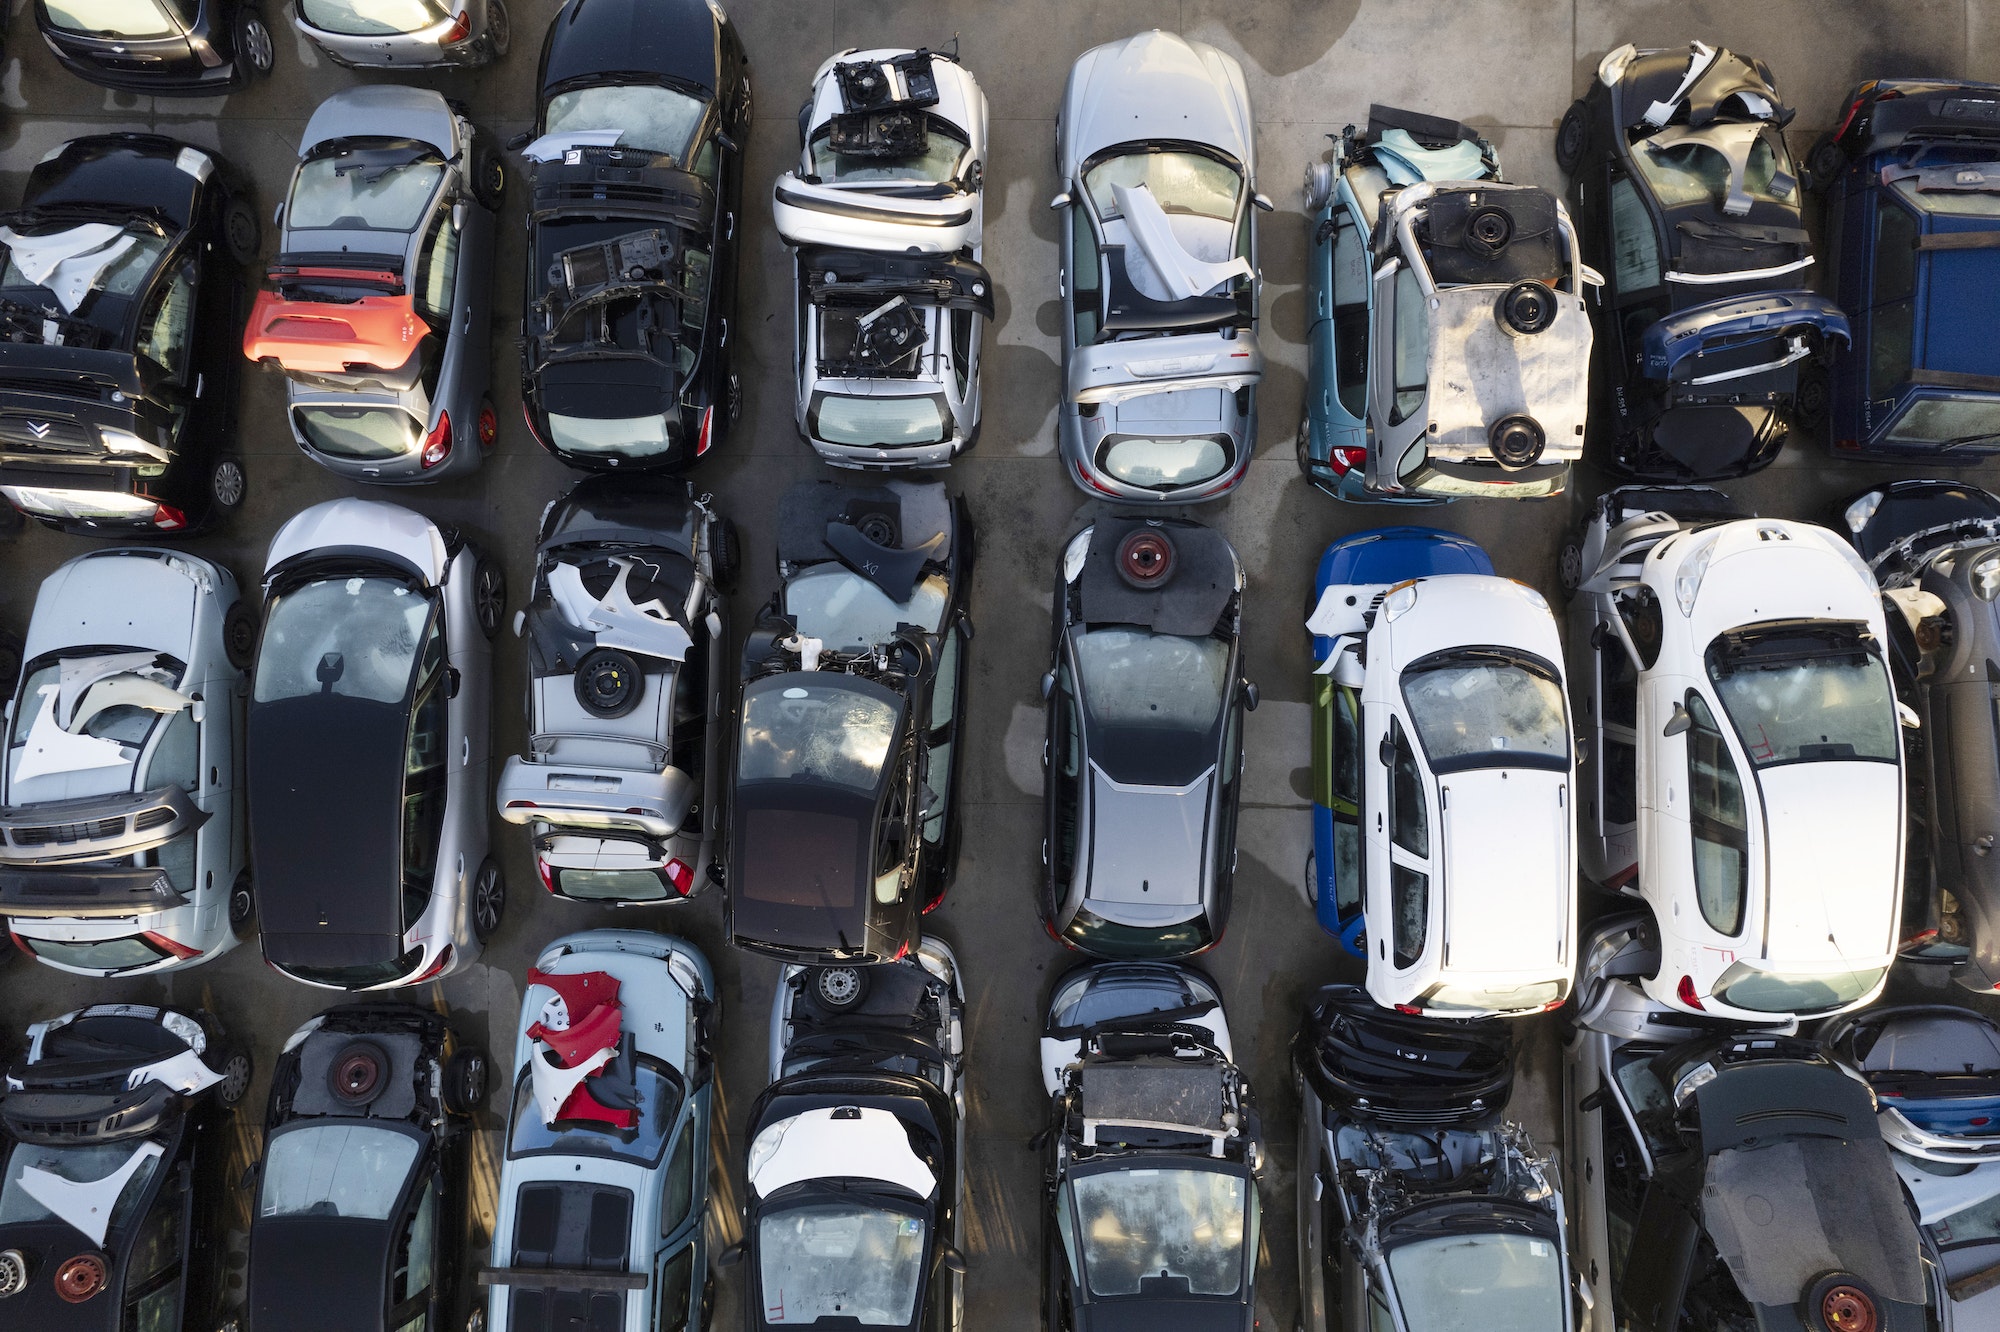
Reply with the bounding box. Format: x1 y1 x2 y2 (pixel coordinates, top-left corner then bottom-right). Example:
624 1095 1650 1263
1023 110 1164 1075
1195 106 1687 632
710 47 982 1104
727 370 742 423
1801 1272 1879 1332
210 455 246 513
473 140 505 211
442 1046 489 1115
713 516 741 592
1304 160 1333 211
810 965 870 1012
228 871 255 936
222 195 260 266
1803 136 1844 194
466 1310 485 1332
235 9 274 77
1555 100 1588 175
472 557 505 640
223 601 258 670
471 858 505 944
1557 537 1584 595
1794 364 1829 432
216 1047 253 1108
481 0 509 58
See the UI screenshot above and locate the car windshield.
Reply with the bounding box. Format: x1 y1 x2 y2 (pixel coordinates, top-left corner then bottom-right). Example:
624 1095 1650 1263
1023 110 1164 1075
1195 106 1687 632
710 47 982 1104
295 405 423 461
808 392 952 448
545 85 705 160
0 1138 162 1233
1714 962 1888 1015
1884 395 2000 447
300 0 449 36
808 119 968 184
1891 173 2000 218
758 1199 927 1326
507 1059 685 1165
290 147 444 232
259 1123 420 1221
41 0 176 38
1704 631 1897 768
1083 150 1243 223
546 412 675 458
738 677 900 794
254 575 434 706
1385 1233 1564 1332
785 567 949 651
1401 650 1569 772
1633 132 1797 210
1101 436 1230 490
1068 1167 1247 1297
1074 629 1229 735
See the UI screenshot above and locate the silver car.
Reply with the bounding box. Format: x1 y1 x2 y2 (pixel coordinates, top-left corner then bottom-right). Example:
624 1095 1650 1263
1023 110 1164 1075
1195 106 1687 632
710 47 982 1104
247 498 506 990
0 548 252 975
293 0 508 68
247 86 502 484
1055 30 1269 503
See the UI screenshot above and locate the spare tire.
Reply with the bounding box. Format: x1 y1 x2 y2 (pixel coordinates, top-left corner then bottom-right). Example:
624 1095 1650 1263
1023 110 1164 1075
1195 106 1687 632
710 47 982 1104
328 1039 389 1107
1464 205 1514 257
575 648 643 718
1801 1271 1880 1332
810 965 870 1012
1115 528 1176 589
1488 415 1546 470
1497 280 1557 335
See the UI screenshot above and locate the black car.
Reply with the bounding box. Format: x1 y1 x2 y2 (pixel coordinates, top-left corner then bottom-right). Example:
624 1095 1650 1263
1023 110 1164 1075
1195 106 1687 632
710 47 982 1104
1556 42 1849 480
246 1003 487 1332
1840 478 2000 990
35 0 273 93
725 479 973 964
1292 983 1515 1128
1042 518 1252 959
517 0 749 472
0 1004 249 1331
729 939 966 1332
0 135 258 537
1039 962 1263 1332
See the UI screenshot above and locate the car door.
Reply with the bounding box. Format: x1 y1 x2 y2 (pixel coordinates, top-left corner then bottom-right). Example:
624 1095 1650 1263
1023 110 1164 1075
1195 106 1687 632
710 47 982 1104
404 621 451 934
443 557 492 904
1861 191 1921 446
1309 198 1372 450
122 1154 191 1332
134 248 202 455
920 617 967 860
1586 598 1645 886
1061 200 1103 356
1045 658 1085 918
1365 714 1435 991
684 122 733 418
1312 672 1365 953
652 1109 707 1332
1602 170 1670 409
387 1172 441 1332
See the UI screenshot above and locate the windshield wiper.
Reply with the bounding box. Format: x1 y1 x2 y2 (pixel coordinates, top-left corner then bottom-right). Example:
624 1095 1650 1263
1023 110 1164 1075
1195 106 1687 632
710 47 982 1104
1936 430 2000 449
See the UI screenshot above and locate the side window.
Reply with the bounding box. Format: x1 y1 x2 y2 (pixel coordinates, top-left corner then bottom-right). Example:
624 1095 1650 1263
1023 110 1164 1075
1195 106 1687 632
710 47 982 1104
949 309 974 396
1388 721 1428 859
391 1179 438 1308
1608 175 1662 293
1330 683 1360 806
1069 205 1100 345
143 708 199 792
1369 1288 1397 1332
1870 198 1919 401
661 1121 697 1235
930 625 961 732
413 216 459 326
682 248 712 325
1388 266 1428 425
1330 213 1370 418
1391 863 1429 968
1052 664 1082 879
1685 692 1748 935
402 621 448 919
1601 626 1639 728
688 134 720 185
654 1246 695 1332
1053 1183 1082 1284
123 1169 186 1332
124 1279 185 1332
136 262 196 379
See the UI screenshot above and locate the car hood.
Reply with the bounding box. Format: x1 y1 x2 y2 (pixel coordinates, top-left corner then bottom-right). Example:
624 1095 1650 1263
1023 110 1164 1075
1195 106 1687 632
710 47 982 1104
1085 763 1213 909
265 497 448 588
1758 760 1901 965
1063 31 1252 170
300 83 460 159
24 550 200 662
540 0 721 99
1438 767 1572 977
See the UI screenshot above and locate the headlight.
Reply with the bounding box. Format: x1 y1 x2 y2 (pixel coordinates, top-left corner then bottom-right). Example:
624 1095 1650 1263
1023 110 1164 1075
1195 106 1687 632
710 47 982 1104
160 1011 206 1051
1974 553 2000 602
1673 1060 1718 1106
1383 581 1418 622
1061 528 1092 584
665 949 704 999
97 427 170 463
1844 491 1883 535
746 1120 788 1184
1675 542 1713 616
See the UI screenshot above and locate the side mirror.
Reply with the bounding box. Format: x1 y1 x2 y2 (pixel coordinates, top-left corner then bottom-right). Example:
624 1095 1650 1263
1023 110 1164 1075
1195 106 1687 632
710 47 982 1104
717 1241 745 1268
450 200 467 232
1897 700 1921 730
1241 680 1260 712
1048 191 1072 210
445 666 462 700
188 695 206 723
1580 263 1606 288
941 1246 968 1276
271 200 285 228
505 131 531 152
1039 671 1056 701
1377 733 1396 767
1251 192 1275 213
1663 703 1692 738
511 609 527 638
239 1159 260 1191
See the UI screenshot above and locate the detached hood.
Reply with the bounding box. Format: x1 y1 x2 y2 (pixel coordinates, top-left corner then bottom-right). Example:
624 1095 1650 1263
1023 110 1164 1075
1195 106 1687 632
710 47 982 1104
1439 766 1572 978
1758 761 1902 964
1063 31 1253 168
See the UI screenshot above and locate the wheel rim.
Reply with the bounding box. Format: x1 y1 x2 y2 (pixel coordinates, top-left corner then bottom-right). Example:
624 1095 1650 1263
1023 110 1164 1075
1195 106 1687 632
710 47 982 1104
222 1054 251 1103
727 372 742 423
477 403 497 448
1559 543 1582 591
1558 107 1585 166
817 967 862 1006
227 209 256 258
244 17 272 70
464 1052 487 1104
475 867 503 939
486 0 508 53
476 570 503 635
483 159 504 202
230 885 253 927
213 459 244 508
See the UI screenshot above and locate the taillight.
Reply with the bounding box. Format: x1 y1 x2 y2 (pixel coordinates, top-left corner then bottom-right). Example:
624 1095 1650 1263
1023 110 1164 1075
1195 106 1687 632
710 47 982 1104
506 800 538 810
7 929 28 955
1043 914 1067 946
1394 1003 1423 1016
152 503 187 531
664 858 696 896
420 411 452 469
142 930 201 960
892 939 911 961
1325 446 1368 477
1541 996 1567 1013
695 404 715 457
535 856 554 893
410 944 454 984
439 9 470 42
522 401 546 446
1073 459 1120 496
1676 974 1705 1011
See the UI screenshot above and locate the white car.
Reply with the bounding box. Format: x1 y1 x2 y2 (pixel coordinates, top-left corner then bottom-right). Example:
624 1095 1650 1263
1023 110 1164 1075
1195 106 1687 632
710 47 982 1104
776 47 990 468
1306 528 1577 1018
0 549 252 974
1563 485 1909 1022
485 929 716 1332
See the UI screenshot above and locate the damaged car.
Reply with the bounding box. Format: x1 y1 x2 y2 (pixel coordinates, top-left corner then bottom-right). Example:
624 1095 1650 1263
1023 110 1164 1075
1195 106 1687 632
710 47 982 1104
248 498 505 990
1557 41 1849 480
292 0 508 69
484 929 717 1332
1 547 251 975
1055 30 1266 503
1305 526 1576 1015
1301 106 1593 502
35 0 273 93
247 1002 489 1332
0 135 257 536
517 0 749 472
1295 988 1569 1332
500 475 734 905
1823 1004 2000 1167
1895 1148 2000 1329
726 478 972 964
776 47 992 468
1562 486 1907 1022
1043 519 1253 959
1038 960 1263 1329
0 1004 249 1329
729 937 965 1329
245 85 501 484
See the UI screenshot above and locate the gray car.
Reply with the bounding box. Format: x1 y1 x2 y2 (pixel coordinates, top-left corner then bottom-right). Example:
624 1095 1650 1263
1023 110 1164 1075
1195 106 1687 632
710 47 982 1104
1055 30 1269 503
293 0 508 68
247 86 502 485
1041 518 1254 958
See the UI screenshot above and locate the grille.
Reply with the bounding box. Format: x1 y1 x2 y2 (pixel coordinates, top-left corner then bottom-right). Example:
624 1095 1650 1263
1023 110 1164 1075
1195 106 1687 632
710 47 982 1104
11 817 126 847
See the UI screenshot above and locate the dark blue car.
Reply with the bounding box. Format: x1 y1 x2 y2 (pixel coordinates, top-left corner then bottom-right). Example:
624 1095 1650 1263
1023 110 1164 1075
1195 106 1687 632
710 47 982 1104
1810 79 2000 460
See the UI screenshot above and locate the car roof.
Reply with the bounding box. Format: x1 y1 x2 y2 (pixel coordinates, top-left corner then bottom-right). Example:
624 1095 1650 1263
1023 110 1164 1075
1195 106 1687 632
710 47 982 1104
1917 217 2000 381
249 1215 396 1332
540 0 722 100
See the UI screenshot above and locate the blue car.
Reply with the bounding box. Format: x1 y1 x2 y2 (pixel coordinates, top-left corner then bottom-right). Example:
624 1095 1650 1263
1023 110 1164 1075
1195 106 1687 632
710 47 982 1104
1824 1005 2000 1167
1809 79 2000 460
1305 526 1492 952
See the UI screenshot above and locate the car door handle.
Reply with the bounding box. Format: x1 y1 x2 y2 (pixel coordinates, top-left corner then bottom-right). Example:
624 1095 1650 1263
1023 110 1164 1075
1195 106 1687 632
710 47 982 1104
724 211 736 241
462 737 471 762
718 317 729 348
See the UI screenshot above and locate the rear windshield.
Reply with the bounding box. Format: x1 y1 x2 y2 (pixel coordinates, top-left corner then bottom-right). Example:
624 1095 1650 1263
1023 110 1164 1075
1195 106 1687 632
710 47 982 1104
300 0 449 36
807 392 951 448
295 405 423 460
41 0 179 38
